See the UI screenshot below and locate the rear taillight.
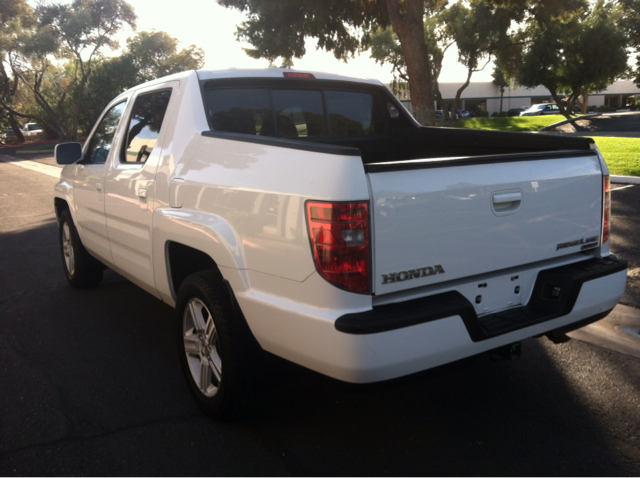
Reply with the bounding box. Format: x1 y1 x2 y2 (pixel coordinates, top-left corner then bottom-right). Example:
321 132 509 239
602 174 610 244
306 201 370 294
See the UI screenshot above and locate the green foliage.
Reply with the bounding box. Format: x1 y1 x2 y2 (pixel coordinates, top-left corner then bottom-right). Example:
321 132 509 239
592 137 640 176
619 0 640 84
78 31 205 134
511 0 628 114
369 14 446 87
219 0 389 65
456 115 562 130
77 55 137 134
126 31 204 83
1 0 137 139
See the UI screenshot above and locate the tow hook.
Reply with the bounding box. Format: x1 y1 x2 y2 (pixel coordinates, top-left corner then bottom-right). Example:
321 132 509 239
489 342 522 362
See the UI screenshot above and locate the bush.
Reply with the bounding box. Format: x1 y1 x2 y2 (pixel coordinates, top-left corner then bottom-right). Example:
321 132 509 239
498 111 509 117
476 111 489 117
491 112 498 117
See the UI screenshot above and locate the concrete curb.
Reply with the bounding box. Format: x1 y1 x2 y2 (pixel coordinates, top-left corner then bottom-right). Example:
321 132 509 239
611 175 640 185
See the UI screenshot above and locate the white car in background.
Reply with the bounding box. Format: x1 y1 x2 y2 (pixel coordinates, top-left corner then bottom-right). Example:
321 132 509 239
22 123 43 136
520 104 561 116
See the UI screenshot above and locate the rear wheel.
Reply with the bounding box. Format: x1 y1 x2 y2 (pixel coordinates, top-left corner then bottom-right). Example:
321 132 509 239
59 209 104 288
176 272 260 420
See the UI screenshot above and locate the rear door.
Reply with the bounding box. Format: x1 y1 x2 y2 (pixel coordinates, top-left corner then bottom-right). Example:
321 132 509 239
103 82 176 295
368 152 604 296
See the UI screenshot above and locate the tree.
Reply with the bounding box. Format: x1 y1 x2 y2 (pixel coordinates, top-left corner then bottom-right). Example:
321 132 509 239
370 2 511 122
492 65 509 113
126 31 205 83
78 31 205 134
1 0 136 140
219 0 440 125
370 13 454 119
438 2 511 117
501 0 628 115
620 0 640 85
0 0 33 142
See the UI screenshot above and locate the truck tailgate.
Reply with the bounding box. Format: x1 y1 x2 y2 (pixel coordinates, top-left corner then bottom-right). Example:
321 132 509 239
367 151 603 296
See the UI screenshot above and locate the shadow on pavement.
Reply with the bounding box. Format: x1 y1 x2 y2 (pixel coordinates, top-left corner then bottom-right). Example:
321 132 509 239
1 221 640 475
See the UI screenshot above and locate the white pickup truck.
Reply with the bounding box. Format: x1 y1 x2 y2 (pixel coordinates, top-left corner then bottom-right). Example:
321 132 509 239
54 69 627 419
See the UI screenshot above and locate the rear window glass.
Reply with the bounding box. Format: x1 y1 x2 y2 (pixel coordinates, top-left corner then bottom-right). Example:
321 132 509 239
205 88 271 136
326 91 382 136
272 90 326 138
204 87 385 138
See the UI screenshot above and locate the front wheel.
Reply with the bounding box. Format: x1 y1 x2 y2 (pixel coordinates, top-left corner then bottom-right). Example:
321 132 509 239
59 209 104 288
176 272 260 420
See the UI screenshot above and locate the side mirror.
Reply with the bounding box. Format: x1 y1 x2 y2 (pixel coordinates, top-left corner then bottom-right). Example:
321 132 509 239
55 142 83 165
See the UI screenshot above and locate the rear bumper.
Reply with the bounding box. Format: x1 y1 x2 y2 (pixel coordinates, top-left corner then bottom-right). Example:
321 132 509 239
336 255 627 340
242 256 627 383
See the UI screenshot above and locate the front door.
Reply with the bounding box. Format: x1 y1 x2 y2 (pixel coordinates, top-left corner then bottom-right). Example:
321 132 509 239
73 101 128 264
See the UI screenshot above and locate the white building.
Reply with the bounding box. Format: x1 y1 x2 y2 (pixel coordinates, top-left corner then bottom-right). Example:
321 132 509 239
397 80 640 115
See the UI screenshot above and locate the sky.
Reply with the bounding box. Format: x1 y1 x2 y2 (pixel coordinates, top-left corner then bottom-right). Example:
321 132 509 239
114 0 495 84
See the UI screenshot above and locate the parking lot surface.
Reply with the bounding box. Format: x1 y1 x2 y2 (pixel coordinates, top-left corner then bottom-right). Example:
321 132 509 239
1 151 639 475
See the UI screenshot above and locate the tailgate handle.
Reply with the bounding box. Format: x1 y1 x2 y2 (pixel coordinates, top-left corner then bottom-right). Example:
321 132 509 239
493 192 521 204
492 190 522 216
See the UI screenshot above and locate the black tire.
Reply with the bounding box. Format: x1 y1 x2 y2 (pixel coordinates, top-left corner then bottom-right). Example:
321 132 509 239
59 209 104 288
176 272 262 420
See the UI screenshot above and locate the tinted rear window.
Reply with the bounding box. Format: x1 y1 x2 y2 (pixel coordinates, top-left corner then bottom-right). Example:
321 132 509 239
203 87 385 138
206 88 271 136
272 90 326 137
326 91 382 136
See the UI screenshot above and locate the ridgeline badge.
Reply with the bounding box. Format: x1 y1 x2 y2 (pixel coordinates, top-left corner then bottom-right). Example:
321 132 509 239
556 235 599 251
382 265 445 284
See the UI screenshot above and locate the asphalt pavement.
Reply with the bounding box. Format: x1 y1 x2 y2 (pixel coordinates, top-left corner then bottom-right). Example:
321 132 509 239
1 148 639 475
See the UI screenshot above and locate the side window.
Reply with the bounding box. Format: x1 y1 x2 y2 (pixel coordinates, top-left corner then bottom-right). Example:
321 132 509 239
85 102 127 164
326 91 384 136
122 89 172 163
205 88 271 136
271 90 326 138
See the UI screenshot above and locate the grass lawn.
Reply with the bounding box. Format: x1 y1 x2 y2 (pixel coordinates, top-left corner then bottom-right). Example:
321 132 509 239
454 115 564 131
453 116 640 177
592 137 640 177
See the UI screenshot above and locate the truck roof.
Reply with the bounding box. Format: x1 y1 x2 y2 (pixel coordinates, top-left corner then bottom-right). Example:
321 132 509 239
124 68 384 95
196 68 383 86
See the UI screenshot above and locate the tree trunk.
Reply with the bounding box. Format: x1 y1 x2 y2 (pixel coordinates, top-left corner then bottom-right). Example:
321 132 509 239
580 89 589 114
8 114 25 143
451 67 473 120
386 0 435 126
548 88 569 117
499 87 504 113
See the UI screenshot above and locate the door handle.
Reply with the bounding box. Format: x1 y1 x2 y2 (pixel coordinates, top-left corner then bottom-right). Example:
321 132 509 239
491 190 523 216
138 188 147 199
492 192 522 204
96 182 102 191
